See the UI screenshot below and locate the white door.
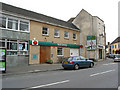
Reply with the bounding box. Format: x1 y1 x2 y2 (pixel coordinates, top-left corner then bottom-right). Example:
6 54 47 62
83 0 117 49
70 48 79 56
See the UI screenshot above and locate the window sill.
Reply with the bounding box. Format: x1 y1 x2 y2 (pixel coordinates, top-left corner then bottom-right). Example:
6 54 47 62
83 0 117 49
73 39 77 41
57 55 63 57
7 55 18 56
0 27 30 33
54 36 60 38
64 37 69 40
42 34 49 37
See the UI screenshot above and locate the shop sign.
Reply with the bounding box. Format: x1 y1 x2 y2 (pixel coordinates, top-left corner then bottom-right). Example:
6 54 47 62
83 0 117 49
57 43 67 47
30 40 80 48
32 40 38 45
87 35 96 50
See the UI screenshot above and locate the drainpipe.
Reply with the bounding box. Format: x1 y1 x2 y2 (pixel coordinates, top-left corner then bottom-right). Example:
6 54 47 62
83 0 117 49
80 29 81 56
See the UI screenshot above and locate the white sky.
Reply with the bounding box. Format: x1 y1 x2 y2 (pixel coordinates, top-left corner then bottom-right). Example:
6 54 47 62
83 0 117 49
1 0 119 43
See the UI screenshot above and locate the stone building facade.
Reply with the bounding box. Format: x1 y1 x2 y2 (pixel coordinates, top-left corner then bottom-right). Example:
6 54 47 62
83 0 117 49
70 9 106 61
1 3 81 66
0 3 30 66
111 37 120 54
29 21 80 64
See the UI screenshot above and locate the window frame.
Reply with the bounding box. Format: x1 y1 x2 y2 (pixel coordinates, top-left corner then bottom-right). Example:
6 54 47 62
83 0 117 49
18 41 29 55
54 29 60 37
0 39 5 48
0 15 30 33
57 47 63 56
19 20 29 32
7 18 18 30
64 31 69 39
0 16 7 28
42 27 49 36
73 33 77 40
7 40 18 51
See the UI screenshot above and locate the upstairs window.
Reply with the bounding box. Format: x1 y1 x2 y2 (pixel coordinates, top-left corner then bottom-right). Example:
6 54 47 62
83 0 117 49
73 33 77 40
54 29 60 37
0 17 6 28
8 18 18 30
20 21 29 31
42 27 49 35
64 31 69 39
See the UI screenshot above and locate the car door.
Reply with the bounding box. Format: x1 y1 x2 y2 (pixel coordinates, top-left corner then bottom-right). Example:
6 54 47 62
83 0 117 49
78 56 86 67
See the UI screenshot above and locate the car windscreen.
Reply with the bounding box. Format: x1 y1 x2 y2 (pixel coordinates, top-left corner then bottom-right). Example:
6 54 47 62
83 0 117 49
80 56 86 60
68 57 79 61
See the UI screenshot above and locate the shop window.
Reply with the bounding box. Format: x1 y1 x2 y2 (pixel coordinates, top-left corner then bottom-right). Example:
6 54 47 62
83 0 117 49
0 17 6 28
7 18 18 30
0 39 5 48
7 40 17 50
42 27 49 35
73 33 77 40
64 31 69 39
18 41 28 55
57 47 63 56
20 21 29 31
7 51 17 55
54 29 60 37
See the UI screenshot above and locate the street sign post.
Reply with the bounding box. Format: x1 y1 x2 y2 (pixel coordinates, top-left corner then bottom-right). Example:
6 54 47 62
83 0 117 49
0 48 6 73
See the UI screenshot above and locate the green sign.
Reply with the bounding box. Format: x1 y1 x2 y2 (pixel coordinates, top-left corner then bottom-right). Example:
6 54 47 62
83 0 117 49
0 48 6 72
87 35 96 40
87 35 96 50
0 62 5 70
30 40 80 48
0 49 5 61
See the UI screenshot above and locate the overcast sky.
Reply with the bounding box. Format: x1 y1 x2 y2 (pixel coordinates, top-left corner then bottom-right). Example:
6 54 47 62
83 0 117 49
1 0 119 43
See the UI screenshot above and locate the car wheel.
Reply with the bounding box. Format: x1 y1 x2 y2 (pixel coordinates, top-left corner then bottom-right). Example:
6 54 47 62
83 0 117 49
74 64 79 70
89 63 94 68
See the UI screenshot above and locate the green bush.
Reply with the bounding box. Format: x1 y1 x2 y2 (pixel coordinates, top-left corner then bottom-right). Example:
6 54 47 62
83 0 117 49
46 60 53 64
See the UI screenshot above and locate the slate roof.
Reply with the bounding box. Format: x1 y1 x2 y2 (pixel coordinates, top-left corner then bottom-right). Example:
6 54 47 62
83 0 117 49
2 3 79 31
111 37 120 44
67 17 75 23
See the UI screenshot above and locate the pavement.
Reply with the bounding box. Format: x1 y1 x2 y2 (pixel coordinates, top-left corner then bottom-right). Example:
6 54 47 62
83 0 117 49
2 59 105 76
2 63 63 76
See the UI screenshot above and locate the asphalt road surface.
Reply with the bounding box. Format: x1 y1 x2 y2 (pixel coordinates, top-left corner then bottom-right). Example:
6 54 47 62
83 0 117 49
2 58 119 89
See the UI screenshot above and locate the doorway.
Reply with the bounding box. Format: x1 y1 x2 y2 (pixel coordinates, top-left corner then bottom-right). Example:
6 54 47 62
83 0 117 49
99 49 102 59
40 46 51 63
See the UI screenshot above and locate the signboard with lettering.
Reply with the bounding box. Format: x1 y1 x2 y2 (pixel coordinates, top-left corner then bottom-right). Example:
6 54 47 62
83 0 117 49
30 40 80 48
87 35 96 50
0 48 6 73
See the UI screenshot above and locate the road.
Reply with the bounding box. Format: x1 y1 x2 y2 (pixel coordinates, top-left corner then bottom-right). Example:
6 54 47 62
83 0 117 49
2 58 119 90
